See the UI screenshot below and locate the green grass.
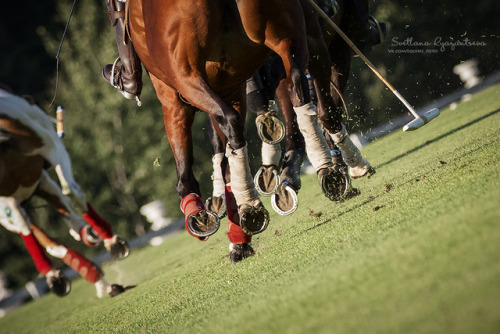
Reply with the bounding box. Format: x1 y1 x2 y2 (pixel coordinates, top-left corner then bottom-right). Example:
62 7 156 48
2 84 500 334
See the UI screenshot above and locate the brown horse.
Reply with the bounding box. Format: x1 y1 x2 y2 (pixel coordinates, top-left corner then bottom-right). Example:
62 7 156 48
127 0 346 260
205 0 362 216
0 87 129 297
240 0 377 215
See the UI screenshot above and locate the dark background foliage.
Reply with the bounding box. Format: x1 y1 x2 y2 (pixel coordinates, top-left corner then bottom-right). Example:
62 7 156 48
0 0 498 290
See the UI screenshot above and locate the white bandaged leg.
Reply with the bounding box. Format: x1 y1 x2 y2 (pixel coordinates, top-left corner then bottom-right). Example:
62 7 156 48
261 142 282 166
0 197 31 235
226 144 260 206
329 123 371 177
293 102 332 171
211 153 226 197
38 171 86 239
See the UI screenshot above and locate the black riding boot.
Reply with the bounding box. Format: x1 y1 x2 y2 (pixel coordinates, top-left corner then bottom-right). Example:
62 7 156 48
347 0 387 53
103 0 143 104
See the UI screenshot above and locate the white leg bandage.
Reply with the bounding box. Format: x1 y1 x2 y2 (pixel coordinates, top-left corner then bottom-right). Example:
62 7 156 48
226 144 259 206
293 102 332 171
329 123 366 168
0 197 31 236
211 153 226 197
261 142 282 166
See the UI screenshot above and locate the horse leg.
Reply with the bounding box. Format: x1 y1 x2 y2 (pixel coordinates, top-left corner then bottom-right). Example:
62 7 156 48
223 88 270 235
205 118 227 219
241 0 348 201
226 186 254 263
269 79 304 215
150 76 220 240
0 196 72 296
249 70 283 196
206 118 255 261
36 171 130 259
35 170 86 240
326 35 375 179
29 222 126 297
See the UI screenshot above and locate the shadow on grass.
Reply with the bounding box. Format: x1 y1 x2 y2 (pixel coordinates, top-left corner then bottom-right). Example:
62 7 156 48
376 108 500 169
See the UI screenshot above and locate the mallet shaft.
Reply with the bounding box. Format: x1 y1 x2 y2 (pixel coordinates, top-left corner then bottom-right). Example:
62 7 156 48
305 0 420 119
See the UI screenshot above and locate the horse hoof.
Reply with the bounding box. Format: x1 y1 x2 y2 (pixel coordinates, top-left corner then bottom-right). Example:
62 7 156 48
104 235 130 260
186 210 220 238
239 202 269 235
271 182 299 216
318 167 350 202
205 196 227 219
255 112 285 144
229 243 255 264
46 270 71 297
254 165 280 196
229 243 255 263
109 284 136 297
80 226 102 247
349 160 376 179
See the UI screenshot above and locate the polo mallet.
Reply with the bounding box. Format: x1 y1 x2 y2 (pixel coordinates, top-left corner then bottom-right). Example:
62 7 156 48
306 0 440 131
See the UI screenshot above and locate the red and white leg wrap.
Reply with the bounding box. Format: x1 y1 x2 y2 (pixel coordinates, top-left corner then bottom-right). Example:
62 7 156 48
225 186 251 244
21 233 53 276
82 203 113 239
62 249 102 284
180 193 205 239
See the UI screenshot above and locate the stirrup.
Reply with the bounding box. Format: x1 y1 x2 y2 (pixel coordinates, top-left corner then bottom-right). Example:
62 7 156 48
108 57 142 107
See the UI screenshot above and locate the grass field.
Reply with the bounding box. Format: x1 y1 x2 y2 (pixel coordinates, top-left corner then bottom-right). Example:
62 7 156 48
1 83 499 334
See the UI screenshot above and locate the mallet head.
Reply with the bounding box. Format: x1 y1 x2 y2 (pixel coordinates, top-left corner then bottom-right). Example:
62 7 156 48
403 108 440 132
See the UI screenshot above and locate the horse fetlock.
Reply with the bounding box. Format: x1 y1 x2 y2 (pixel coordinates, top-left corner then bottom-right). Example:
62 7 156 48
238 201 269 235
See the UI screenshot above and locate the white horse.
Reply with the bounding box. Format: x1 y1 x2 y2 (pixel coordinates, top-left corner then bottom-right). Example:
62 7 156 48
0 86 130 297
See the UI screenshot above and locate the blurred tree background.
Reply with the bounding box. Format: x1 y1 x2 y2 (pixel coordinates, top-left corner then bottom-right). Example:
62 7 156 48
0 0 498 290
